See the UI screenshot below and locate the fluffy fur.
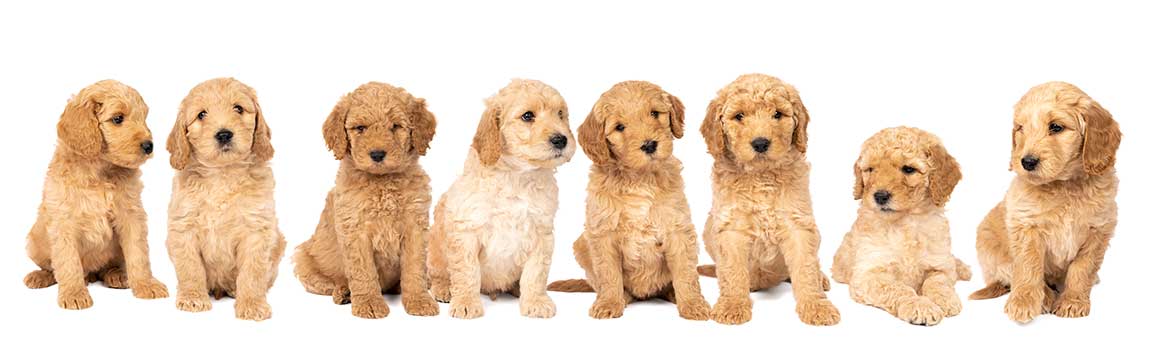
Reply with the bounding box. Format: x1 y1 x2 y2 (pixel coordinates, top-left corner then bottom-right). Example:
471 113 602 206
547 81 710 321
696 74 839 325
970 82 1122 323
24 80 168 309
293 82 440 319
831 127 968 326
166 78 285 321
428 79 576 319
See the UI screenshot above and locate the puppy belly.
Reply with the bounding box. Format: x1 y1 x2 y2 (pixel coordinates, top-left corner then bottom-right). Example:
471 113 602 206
479 229 528 292
621 237 671 299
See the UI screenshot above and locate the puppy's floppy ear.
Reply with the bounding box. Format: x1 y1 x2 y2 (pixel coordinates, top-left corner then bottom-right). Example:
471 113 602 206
57 84 105 158
927 143 962 206
472 99 502 165
167 106 191 170
852 155 864 200
1079 99 1121 175
665 93 686 139
700 97 727 159
789 90 810 153
578 103 612 165
323 95 350 160
409 97 437 156
247 90 274 162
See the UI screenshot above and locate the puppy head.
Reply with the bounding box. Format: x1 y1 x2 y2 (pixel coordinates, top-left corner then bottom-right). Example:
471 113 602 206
701 74 808 169
472 79 574 169
57 80 154 168
323 82 436 174
854 127 961 214
168 78 273 169
1010 82 1121 184
579 81 685 170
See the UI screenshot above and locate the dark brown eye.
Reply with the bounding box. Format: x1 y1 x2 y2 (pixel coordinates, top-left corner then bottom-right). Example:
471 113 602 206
521 111 535 122
354 125 367 133
615 123 625 132
733 112 745 122
197 111 207 120
233 105 244 114
392 123 402 130
1049 122 1064 134
902 166 917 174
111 115 124 125
865 167 874 173
773 111 783 119
650 110 660 118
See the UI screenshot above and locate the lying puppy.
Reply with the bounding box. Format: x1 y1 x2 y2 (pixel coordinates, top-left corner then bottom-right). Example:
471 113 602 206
293 82 440 319
429 79 575 319
831 127 968 326
697 74 839 325
970 82 1122 323
24 80 168 309
166 78 286 321
548 81 710 321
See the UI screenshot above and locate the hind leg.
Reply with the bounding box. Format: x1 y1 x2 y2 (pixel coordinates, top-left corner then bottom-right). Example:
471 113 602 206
25 270 56 289
25 218 58 289
98 263 129 289
972 203 1013 299
427 223 452 303
293 246 337 296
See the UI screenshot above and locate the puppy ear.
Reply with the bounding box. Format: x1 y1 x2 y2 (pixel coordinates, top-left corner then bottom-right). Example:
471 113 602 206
410 98 437 156
57 85 104 158
790 92 810 153
700 97 727 160
167 108 191 170
1079 100 1121 175
666 93 686 139
249 93 274 162
323 96 350 160
928 143 962 206
852 155 864 200
578 104 612 165
472 100 502 165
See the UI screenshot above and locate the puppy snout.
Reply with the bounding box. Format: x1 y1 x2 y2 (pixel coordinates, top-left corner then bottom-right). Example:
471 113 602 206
873 190 891 205
141 141 154 155
549 133 568 150
370 150 387 163
215 129 234 145
751 137 770 153
640 140 658 154
1021 155 1040 171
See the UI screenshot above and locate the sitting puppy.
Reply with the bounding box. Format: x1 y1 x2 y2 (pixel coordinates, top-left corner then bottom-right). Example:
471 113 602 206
24 80 169 309
548 81 710 321
696 74 840 325
428 79 575 319
970 82 1122 323
831 127 968 326
166 78 286 321
293 82 440 319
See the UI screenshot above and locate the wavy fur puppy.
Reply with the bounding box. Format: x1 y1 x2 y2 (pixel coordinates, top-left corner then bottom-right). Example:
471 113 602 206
24 80 168 309
293 82 439 319
548 81 710 321
428 79 575 319
166 78 286 321
970 82 1122 323
695 74 839 325
831 127 968 326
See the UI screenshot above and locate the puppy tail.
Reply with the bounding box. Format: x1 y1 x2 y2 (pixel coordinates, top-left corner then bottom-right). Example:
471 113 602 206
547 279 594 292
969 282 1010 300
696 265 717 278
955 257 972 281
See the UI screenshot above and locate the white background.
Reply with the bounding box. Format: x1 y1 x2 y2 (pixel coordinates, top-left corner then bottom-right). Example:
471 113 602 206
1 1 1148 336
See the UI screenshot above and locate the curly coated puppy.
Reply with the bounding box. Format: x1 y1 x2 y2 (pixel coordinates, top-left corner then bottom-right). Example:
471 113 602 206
548 81 710 321
695 74 839 325
24 80 169 309
166 78 286 321
292 82 440 319
428 79 575 319
970 82 1122 323
831 127 969 326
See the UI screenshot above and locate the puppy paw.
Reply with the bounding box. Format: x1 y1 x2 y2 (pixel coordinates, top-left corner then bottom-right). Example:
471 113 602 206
676 296 710 321
235 298 272 321
101 267 128 289
57 287 93 310
1053 293 1091 318
820 272 832 292
589 297 626 319
403 293 440 317
520 295 556 319
797 299 841 326
430 283 451 303
896 297 944 326
449 297 484 319
175 292 212 312
332 286 351 305
24 270 56 289
929 291 963 317
710 296 752 325
130 278 169 299
1005 289 1044 323
351 296 390 319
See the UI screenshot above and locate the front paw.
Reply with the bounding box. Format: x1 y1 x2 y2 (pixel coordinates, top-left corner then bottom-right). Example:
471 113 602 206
711 296 752 325
351 296 390 319
1053 293 1091 318
896 296 944 326
676 296 710 321
797 299 840 326
176 292 212 312
235 298 272 321
1005 289 1044 323
58 287 93 310
449 297 484 319
131 278 169 299
929 290 962 317
589 297 626 319
403 293 441 316
520 295 556 319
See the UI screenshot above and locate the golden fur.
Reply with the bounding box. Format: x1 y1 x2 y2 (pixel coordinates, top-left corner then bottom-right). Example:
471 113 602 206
547 81 710 321
696 74 839 325
831 127 968 326
428 79 575 319
24 80 168 309
165 78 285 321
970 82 1122 323
292 82 439 319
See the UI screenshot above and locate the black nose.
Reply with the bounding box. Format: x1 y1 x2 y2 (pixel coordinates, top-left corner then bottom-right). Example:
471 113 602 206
215 129 233 144
370 150 387 163
550 134 568 150
751 137 770 153
640 140 658 154
1021 155 1040 171
141 141 154 155
873 190 891 205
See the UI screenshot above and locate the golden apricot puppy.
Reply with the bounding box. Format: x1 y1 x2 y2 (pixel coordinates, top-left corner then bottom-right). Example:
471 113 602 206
428 79 575 319
831 127 969 326
695 74 839 325
24 80 169 309
970 82 1122 323
293 82 440 319
548 81 710 321
166 78 286 321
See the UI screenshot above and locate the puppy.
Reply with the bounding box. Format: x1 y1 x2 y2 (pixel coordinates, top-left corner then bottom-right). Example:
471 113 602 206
696 74 839 325
831 127 967 326
293 82 440 319
970 82 1122 323
24 80 168 309
428 79 575 319
548 81 710 321
166 78 286 321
